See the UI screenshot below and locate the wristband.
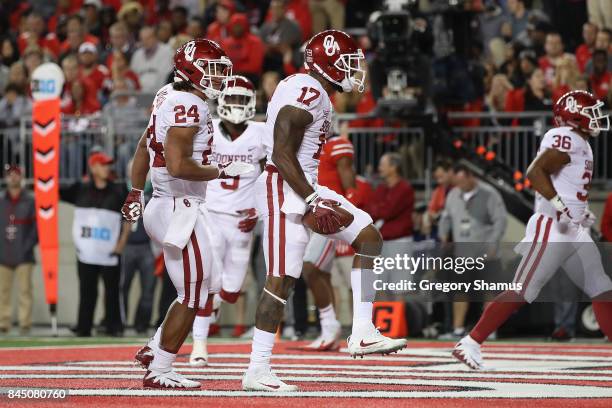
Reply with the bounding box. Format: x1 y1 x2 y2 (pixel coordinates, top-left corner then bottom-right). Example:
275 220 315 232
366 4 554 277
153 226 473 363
305 191 319 205
131 188 143 193
550 195 566 212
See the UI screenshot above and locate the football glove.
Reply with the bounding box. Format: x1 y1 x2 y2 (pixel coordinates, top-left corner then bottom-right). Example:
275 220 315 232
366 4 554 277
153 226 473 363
121 188 145 223
218 161 254 178
237 208 258 232
306 192 344 235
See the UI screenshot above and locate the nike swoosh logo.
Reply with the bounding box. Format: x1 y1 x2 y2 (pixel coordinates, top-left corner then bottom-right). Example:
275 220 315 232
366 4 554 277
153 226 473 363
360 340 382 347
259 383 280 389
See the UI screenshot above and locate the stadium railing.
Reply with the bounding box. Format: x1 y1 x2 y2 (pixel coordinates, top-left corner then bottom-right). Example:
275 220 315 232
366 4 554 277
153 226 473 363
1 110 609 186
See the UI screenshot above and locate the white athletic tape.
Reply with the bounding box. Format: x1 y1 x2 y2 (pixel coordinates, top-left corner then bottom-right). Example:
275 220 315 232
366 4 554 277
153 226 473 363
263 287 287 305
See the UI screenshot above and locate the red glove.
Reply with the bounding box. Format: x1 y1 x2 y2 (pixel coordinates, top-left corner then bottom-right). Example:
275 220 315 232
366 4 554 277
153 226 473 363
121 188 144 223
309 195 344 235
237 208 258 232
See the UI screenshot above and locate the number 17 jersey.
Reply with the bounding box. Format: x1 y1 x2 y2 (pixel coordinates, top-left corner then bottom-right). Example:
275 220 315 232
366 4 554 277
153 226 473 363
263 73 333 180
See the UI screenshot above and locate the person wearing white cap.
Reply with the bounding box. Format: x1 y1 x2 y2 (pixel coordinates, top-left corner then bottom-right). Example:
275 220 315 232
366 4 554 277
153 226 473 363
78 42 110 94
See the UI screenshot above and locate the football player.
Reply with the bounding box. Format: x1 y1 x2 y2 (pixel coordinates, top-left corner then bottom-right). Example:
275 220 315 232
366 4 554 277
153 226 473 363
302 132 370 351
189 75 266 367
121 39 252 388
242 30 407 392
453 90 612 370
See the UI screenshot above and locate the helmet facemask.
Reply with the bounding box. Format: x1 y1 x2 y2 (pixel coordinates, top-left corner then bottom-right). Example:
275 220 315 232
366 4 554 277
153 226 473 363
194 56 233 99
335 49 366 93
217 87 256 124
582 100 610 136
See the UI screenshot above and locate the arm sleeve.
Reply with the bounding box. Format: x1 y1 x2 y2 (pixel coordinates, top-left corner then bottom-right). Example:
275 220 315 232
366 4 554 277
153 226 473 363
329 140 354 165
488 189 508 243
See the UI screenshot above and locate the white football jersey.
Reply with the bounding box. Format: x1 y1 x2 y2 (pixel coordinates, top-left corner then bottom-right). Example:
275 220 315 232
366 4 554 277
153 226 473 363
146 83 214 199
263 73 333 179
206 119 266 214
534 126 593 217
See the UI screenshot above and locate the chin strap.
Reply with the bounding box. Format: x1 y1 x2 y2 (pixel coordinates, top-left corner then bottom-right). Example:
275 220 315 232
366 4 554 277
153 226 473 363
263 288 287 305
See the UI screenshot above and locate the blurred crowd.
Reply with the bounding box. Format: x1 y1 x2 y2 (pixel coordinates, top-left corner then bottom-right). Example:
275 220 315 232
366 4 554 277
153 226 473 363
0 0 609 129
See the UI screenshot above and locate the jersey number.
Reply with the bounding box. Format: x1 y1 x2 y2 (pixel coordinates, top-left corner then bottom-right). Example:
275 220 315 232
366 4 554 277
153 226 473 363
576 171 592 201
552 135 571 150
221 176 240 190
174 105 200 123
297 87 321 106
312 134 326 159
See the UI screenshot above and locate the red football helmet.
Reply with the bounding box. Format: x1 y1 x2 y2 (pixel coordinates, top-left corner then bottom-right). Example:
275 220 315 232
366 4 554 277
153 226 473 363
553 90 610 136
217 75 256 124
304 30 366 93
173 39 232 99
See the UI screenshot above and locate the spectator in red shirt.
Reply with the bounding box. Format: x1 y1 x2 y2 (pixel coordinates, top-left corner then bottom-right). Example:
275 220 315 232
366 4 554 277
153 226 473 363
110 51 141 91
17 12 61 59
366 152 414 242
60 15 100 57
539 32 574 90
575 22 598 72
78 42 110 94
585 29 612 74
589 49 611 100
61 77 101 115
505 68 550 125
206 0 235 44
602 193 612 242
220 13 265 84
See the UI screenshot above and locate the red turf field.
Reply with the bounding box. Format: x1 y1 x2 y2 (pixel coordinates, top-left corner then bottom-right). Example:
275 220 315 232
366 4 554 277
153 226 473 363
1 340 612 407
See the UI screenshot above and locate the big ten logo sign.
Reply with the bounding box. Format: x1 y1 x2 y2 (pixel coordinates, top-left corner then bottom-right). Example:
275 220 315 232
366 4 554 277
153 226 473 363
32 79 56 95
31 63 64 101
81 226 112 241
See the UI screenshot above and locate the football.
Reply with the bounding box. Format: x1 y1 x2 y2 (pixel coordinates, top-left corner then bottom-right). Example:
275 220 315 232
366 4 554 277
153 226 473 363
302 202 354 234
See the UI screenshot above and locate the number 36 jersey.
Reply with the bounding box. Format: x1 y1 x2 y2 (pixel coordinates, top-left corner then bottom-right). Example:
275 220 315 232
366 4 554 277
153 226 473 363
263 73 333 180
147 83 215 199
205 119 266 214
534 126 593 217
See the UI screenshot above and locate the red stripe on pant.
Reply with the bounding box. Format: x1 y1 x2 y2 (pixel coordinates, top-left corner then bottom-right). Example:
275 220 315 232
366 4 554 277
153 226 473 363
196 295 214 317
514 214 544 284
316 240 334 269
521 217 553 296
191 232 204 308
182 245 191 307
266 169 275 276
277 172 286 276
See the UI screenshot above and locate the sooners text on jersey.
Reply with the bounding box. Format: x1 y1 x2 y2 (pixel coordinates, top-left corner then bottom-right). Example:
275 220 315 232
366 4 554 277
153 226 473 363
206 119 266 214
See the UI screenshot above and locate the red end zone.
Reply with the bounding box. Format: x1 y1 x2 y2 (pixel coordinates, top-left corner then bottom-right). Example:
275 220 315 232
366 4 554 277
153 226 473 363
1 340 612 407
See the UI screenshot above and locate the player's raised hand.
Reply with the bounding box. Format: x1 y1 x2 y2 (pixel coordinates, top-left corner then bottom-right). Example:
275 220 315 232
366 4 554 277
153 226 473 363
237 208 258 232
121 188 145 223
217 161 254 178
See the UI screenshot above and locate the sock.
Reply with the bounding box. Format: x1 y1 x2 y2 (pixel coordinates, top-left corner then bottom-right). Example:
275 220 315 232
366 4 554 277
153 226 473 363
192 315 211 341
319 304 338 328
149 347 176 373
470 291 525 344
592 301 612 340
248 328 276 372
351 268 374 330
148 326 162 353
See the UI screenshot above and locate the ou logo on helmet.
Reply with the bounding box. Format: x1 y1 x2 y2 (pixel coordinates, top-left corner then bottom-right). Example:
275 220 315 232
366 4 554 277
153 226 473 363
184 41 196 62
565 96 580 114
323 35 340 56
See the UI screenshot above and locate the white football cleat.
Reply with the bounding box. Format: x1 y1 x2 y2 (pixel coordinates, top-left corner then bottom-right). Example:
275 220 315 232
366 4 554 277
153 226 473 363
452 335 484 370
304 320 341 351
242 367 298 392
347 326 407 358
143 369 201 389
189 339 208 367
